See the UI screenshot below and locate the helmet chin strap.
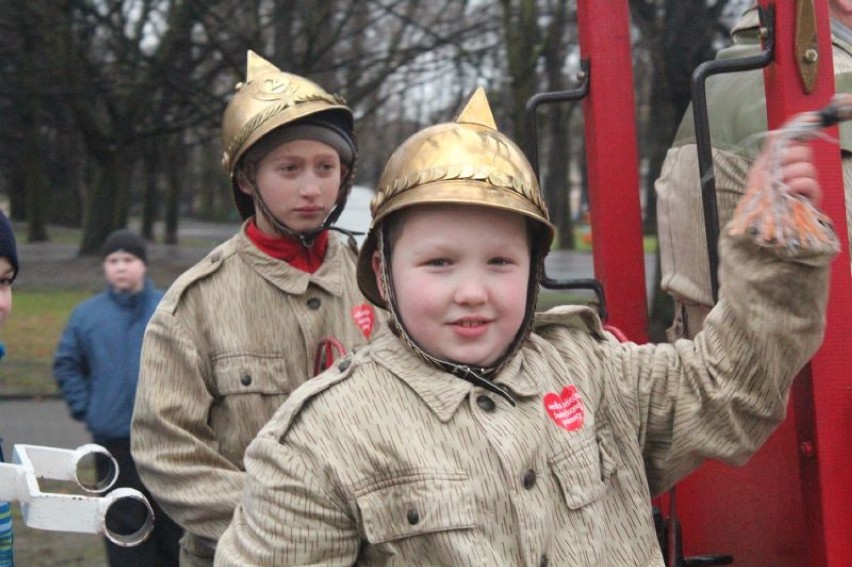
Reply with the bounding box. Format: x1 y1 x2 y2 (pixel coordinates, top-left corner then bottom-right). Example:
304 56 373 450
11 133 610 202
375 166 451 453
249 178 332 247
247 166 356 247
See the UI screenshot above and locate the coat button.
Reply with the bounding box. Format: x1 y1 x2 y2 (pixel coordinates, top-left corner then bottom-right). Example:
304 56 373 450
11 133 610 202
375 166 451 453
338 358 351 371
522 469 537 490
476 395 496 412
240 373 252 386
406 507 420 525
540 554 549 567
307 297 321 310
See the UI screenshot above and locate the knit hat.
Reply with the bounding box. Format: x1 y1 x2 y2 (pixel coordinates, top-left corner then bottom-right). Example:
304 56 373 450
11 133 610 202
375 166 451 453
241 116 356 173
102 229 147 263
0 211 18 279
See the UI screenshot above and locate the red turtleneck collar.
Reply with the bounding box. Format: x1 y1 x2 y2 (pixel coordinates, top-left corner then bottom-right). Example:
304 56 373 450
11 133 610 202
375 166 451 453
246 219 328 273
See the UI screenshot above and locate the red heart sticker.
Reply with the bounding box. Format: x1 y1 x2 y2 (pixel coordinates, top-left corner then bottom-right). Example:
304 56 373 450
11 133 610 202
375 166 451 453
351 304 375 339
544 386 584 432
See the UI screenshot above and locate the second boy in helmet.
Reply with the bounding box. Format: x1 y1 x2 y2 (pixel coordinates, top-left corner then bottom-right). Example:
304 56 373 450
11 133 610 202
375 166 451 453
131 51 378 566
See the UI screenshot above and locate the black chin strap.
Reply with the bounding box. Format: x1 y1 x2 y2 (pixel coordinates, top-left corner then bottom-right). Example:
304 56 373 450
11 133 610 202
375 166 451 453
435 360 517 407
327 225 364 250
250 178 329 246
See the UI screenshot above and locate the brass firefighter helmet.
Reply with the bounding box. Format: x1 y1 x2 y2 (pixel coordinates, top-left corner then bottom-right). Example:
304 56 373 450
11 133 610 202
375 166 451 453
221 50 356 220
357 87 554 307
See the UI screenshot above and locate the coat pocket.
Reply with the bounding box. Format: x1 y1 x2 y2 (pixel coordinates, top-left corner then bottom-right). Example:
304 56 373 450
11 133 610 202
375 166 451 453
356 472 477 544
212 353 291 396
549 427 618 510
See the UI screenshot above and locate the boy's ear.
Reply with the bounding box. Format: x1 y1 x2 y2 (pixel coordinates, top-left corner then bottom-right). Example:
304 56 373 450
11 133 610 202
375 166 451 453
235 171 253 196
371 250 387 302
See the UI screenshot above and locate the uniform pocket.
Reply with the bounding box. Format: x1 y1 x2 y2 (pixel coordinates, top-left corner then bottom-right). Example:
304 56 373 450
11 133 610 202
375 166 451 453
210 353 293 466
356 472 477 544
212 353 290 396
549 427 618 510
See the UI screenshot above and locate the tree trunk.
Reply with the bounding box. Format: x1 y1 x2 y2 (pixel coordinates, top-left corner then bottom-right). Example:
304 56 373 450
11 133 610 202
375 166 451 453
164 138 184 245
141 141 160 241
500 0 541 141
542 0 574 250
79 147 134 255
21 105 49 243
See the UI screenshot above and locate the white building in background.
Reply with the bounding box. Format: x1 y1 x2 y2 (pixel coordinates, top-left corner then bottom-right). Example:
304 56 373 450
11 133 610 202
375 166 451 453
335 185 374 247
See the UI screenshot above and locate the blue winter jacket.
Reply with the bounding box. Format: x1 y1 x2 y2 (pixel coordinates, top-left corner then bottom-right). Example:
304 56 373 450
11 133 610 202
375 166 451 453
53 278 163 443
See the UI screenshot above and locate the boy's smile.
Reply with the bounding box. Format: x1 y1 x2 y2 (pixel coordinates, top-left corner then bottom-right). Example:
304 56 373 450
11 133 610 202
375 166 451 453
381 204 531 367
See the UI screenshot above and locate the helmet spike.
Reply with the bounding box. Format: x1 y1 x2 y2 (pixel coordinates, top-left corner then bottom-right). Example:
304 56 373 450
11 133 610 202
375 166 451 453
245 50 281 82
454 87 497 130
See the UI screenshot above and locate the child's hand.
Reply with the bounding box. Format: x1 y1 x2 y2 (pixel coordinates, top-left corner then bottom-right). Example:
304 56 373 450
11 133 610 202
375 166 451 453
731 134 836 253
745 138 821 205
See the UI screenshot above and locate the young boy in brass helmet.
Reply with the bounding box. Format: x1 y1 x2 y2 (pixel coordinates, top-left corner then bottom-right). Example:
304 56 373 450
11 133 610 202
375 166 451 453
131 51 378 566
214 88 834 565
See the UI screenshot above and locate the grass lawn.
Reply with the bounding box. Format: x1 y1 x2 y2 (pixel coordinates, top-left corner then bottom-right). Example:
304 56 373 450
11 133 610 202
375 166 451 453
1 290 91 396
570 224 658 254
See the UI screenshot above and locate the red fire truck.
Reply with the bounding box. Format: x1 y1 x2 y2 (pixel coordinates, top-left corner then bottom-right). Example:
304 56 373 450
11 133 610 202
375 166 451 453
529 1 851 565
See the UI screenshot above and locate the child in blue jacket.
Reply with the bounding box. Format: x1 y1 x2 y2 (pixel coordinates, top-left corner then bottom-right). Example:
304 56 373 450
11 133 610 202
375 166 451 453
53 229 182 566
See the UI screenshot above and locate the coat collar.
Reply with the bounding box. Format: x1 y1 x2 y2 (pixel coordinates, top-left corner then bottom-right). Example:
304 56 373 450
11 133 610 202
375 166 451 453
369 325 543 422
235 221 348 297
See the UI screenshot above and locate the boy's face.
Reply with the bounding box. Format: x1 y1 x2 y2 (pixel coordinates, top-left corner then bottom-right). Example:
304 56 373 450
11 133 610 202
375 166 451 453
0 257 13 326
103 252 146 294
239 139 344 235
378 205 530 367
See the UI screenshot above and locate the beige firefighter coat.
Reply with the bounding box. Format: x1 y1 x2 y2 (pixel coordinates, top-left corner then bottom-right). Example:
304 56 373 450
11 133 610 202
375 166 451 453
131 224 377 566
655 8 852 338
214 220 832 566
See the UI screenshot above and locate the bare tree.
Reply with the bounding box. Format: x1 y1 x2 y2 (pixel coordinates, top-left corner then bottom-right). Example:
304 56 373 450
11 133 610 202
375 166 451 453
0 0 749 266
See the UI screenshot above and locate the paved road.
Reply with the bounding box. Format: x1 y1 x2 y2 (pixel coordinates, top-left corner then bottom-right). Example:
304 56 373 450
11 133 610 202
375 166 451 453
0 398 89 459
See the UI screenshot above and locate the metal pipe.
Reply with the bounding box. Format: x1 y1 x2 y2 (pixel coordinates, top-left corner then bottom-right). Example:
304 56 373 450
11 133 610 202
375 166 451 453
690 5 775 302
0 444 154 546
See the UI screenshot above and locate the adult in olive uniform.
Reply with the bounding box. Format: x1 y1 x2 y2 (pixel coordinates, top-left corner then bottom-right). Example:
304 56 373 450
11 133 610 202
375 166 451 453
215 88 835 566
656 0 852 339
131 51 377 566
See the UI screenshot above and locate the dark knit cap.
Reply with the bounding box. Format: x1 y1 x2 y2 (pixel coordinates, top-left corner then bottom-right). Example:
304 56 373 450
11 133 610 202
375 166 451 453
0 211 18 278
241 113 356 171
102 229 147 263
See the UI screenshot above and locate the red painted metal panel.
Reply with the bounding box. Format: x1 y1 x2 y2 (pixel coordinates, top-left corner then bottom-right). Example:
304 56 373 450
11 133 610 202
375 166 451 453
760 0 852 563
576 0 648 343
678 412 810 565
676 1 852 565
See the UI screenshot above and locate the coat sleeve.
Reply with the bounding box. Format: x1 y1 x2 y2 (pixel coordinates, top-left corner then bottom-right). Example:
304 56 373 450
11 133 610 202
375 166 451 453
52 309 90 421
131 307 243 543
215 434 359 567
619 228 833 496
